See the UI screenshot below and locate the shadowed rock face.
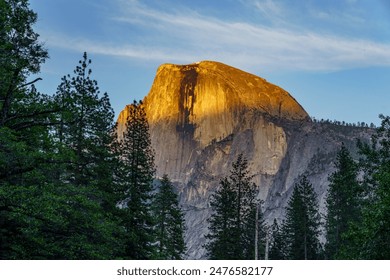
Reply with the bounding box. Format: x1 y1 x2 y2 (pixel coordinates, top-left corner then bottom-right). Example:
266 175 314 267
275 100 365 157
117 61 373 259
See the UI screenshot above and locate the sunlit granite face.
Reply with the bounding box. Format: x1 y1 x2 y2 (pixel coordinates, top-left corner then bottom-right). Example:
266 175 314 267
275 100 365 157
116 61 371 259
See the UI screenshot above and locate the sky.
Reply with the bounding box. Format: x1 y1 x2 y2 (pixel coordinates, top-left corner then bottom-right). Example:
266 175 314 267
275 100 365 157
28 0 390 125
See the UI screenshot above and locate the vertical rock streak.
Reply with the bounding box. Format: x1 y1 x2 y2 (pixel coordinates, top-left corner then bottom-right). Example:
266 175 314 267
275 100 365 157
117 61 372 259
177 66 197 137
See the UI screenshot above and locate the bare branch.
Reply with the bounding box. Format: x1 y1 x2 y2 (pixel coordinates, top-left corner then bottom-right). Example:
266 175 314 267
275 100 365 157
18 77 42 88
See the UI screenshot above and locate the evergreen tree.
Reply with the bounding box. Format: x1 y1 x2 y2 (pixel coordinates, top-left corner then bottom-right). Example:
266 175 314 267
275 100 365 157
268 219 287 260
54 52 116 193
45 53 125 259
241 203 266 259
204 177 237 259
345 115 390 259
205 154 263 259
1 1 122 259
325 143 361 259
0 0 49 127
0 0 52 180
0 0 53 259
0 182 124 259
282 175 322 260
153 174 186 259
116 100 156 259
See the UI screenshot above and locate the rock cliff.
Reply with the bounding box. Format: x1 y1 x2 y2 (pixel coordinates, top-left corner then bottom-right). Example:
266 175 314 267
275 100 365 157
117 61 373 259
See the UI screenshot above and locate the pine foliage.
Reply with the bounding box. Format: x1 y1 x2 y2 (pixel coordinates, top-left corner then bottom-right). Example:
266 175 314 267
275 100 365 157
115 100 156 259
268 219 287 260
0 1 123 259
345 115 390 259
325 143 361 259
153 174 186 259
205 154 264 259
282 175 322 260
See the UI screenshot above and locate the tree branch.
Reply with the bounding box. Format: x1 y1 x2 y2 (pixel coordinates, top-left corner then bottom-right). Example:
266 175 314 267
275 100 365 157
18 77 42 88
5 108 61 124
9 120 63 131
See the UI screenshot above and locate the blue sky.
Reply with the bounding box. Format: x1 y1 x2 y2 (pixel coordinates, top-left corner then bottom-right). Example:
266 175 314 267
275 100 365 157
29 0 390 125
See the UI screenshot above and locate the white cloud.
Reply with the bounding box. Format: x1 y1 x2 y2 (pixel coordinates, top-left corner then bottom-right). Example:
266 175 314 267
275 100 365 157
252 0 283 17
45 0 390 72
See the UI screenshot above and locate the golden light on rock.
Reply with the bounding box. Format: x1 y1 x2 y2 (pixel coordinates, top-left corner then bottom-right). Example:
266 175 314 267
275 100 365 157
118 61 309 179
116 61 372 259
118 61 308 140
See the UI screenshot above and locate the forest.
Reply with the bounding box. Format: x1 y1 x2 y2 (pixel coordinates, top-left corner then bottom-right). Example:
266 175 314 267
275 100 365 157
1 0 389 260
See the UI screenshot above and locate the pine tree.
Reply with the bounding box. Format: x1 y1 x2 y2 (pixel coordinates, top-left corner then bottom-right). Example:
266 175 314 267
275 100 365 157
345 114 390 259
204 177 237 259
153 174 186 259
0 0 55 259
325 143 361 259
0 1 122 259
0 182 124 259
282 175 322 260
241 203 266 259
205 154 263 259
0 0 52 180
54 52 116 192
44 53 125 259
0 0 49 128
116 100 156 259
268 219 287 260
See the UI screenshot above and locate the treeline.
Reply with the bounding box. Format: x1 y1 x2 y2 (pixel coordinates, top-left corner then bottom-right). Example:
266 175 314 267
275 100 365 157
311 117 376 128
205 115 390 259
0 0 185 260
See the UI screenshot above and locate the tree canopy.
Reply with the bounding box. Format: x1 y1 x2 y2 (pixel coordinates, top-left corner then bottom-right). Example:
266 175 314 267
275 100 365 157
281 175 322 260
205 154 265 259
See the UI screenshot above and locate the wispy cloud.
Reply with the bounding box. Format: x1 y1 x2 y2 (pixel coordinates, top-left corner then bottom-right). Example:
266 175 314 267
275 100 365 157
251 0 285 20
45 0 390 72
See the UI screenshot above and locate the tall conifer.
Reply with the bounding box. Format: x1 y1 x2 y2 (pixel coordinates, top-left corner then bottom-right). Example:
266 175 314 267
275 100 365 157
153 174 186 259
116 100 156 259
268 219 287 260
345 115 390 259
325 143 361 259
0 1 121 259
54 52 116 190
205 154 263 259
282 175 322 260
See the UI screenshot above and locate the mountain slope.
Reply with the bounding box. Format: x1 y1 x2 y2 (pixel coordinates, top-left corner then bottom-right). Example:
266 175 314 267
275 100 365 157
117 61 372 259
